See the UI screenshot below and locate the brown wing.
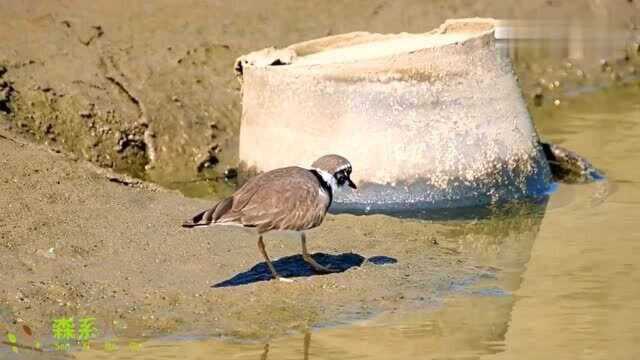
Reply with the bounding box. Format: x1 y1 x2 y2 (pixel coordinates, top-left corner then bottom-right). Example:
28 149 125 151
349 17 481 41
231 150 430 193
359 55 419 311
182 197 233 227
217 167 330 232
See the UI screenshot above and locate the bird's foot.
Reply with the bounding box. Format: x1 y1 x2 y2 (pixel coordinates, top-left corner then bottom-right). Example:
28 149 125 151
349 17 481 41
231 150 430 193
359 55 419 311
303 255 339 273
313 265 339 273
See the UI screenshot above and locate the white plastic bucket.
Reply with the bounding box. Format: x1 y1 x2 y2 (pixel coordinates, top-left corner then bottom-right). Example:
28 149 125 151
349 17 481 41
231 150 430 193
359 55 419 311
235 18 552 215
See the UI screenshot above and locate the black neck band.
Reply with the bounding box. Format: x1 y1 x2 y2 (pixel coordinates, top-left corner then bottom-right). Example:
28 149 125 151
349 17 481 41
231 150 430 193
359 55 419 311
309 169 333 205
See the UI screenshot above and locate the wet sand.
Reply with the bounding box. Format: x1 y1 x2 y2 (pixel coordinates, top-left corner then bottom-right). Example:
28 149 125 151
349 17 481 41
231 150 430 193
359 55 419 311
0 127 486 343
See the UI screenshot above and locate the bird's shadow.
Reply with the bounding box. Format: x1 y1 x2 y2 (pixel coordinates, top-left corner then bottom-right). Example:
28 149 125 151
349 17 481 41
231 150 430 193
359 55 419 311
212 253 397 288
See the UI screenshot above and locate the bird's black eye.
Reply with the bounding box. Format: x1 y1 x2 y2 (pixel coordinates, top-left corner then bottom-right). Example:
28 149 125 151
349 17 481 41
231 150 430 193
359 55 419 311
335 170 347 186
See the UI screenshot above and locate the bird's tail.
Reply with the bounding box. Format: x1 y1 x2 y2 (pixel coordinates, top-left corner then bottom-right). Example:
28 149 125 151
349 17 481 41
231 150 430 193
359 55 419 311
182 208 215 228
182 197 233 228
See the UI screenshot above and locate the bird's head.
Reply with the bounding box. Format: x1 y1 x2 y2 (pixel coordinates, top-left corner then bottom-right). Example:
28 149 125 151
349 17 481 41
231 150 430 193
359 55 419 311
311 154 357 190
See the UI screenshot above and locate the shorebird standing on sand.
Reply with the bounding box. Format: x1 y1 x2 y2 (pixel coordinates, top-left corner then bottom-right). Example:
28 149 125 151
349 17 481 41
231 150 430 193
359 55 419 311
182 154 357 282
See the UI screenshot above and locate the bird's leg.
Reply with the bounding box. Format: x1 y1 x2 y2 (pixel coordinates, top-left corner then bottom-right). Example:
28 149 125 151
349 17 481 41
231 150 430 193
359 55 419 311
303 332 311 360
257 235 293 282
300 232 337 273
260 343 269 360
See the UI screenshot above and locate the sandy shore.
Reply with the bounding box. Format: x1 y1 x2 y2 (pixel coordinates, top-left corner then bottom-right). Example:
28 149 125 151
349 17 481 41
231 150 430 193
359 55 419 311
0 128 487 342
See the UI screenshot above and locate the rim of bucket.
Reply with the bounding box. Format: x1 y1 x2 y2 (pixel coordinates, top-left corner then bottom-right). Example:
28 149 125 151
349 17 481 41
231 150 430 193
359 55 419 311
290 18 497 66
234 18 497 78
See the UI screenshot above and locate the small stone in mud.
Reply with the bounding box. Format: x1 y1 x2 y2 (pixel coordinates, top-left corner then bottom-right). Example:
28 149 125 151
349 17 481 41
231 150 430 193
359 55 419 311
0 78 14 113
196 145 220 172
35 248 56 259
224 167 238 180
541 141 603 183
0 86 11 101
79 110 93 118
532 87 544 107
22 324 32 336
35 85 52 92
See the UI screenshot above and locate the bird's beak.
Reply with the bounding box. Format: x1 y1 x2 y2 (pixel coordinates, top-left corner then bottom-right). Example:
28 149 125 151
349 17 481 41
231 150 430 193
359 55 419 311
347 177 357 189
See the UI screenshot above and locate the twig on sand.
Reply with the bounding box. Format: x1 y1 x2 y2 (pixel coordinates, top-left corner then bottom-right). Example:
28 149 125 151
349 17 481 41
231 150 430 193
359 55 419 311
0 132 26 146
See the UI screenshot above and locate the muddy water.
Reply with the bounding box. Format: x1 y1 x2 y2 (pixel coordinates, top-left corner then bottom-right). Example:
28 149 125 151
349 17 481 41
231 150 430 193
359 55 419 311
66 70 640 359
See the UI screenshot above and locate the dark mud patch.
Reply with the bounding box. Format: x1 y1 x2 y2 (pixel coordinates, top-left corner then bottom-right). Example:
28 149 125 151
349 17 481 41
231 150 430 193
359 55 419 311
0 66 14 114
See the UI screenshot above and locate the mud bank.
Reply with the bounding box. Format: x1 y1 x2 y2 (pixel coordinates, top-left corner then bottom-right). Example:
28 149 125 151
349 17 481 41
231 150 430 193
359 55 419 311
1 0 638 196
0 128 505 343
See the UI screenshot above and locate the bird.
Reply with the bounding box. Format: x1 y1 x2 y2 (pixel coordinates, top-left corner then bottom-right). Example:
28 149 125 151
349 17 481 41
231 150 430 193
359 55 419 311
182 154 357 282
